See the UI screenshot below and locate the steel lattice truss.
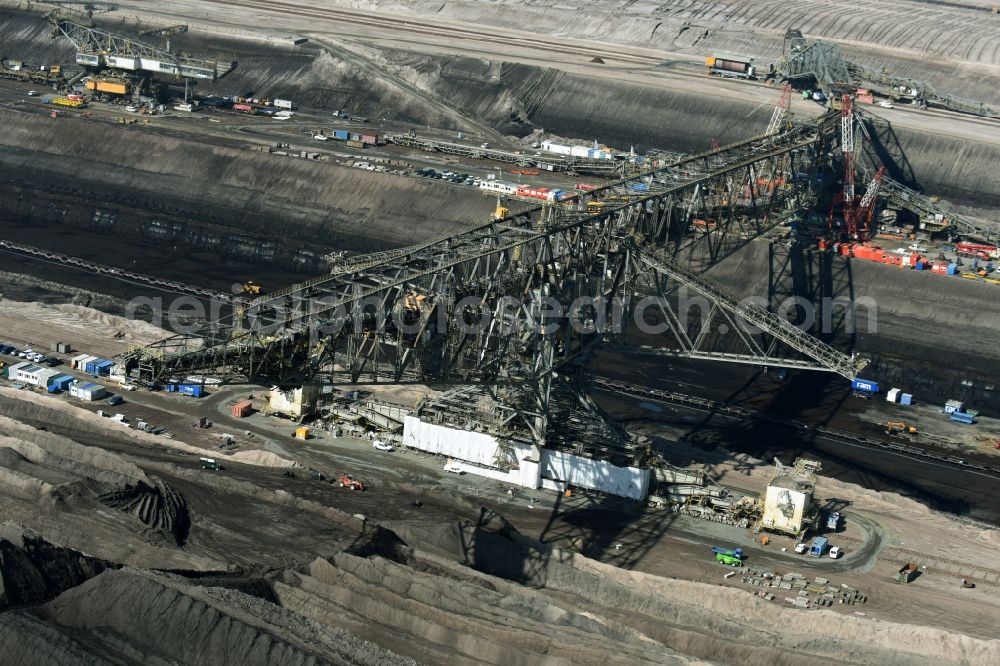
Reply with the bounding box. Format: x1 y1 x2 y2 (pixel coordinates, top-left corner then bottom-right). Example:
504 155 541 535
49 12 229 78
124 113 863 458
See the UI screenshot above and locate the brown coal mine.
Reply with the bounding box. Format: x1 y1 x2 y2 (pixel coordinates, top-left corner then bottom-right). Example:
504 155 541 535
2 1 1000 663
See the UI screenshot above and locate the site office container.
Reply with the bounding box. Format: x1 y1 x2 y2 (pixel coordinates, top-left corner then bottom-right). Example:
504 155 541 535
333 130 349 140
360 134 378 145
233 103 254 113
95 360 114 375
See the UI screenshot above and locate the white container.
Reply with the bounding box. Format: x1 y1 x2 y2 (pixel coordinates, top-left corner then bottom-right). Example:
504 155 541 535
886 388 900 402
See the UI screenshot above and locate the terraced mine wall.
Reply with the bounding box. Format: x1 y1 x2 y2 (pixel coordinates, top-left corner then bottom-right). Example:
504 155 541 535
0 110 493 276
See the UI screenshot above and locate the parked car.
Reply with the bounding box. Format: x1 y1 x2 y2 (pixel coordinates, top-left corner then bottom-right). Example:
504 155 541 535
794 542 809 554
27 90 38 97
443 461 464 474
372 440 394 452
108 395 124 406
878 100 893 108
829 546 842 559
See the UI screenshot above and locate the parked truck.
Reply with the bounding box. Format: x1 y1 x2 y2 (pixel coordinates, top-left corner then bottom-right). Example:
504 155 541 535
705 54 755 79
809 536 828 557
826 511 840 531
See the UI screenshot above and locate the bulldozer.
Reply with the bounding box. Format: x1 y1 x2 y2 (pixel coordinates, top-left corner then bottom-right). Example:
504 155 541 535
241 281 263 295
885 420 918 441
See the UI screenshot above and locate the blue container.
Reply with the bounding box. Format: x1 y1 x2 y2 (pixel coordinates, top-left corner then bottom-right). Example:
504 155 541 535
95 360 114 376
915 262 925 270
349 133 361 141
851 378 879 393
166 383 177 392
950 411 976 424
333 130 348 140
178 384 204 398
49 374 74 391
900 393 913 405
947 263 957 275
631 183 649 192
84 359 106 374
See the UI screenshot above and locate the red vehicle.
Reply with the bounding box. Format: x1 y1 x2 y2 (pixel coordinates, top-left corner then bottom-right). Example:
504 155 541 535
956 241 999 259
338 474 366 491
575 183 597 192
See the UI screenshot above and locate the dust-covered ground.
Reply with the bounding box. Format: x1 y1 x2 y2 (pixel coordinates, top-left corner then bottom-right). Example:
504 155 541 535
2 386 1000 664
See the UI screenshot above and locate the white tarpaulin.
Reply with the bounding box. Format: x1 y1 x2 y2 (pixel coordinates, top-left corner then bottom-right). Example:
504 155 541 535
540 449 650 500
402 417 532 470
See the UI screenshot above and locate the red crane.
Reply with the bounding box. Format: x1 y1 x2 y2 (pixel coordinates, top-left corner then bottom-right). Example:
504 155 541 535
829 93 872 239
766 82 792 135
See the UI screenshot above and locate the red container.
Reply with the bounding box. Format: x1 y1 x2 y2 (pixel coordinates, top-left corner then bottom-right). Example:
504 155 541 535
231 399 253 418
931 263 948 274
233 103 254 113
361 134 378 145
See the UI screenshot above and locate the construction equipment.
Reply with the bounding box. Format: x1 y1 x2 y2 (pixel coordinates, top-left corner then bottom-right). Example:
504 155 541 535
715 552 744 567
241 281 262 295
895 563 919 583
711 545 745 561
338 474 366 491
885 421 918 441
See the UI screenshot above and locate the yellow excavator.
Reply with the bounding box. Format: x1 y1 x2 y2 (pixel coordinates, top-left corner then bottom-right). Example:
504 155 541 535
885 421 918 441
241 281 262 295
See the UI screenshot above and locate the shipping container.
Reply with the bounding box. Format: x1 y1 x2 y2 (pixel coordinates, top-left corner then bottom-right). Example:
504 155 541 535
947 263 957 275
233 103 254 113
349 133 361 141
232 399 254 418
95 360 114 376
177 384 204 398
851 378 879 394
361 134 378 145
84 359 106 374
48 374 75 392
346 140 365 148
333 129 349 140
273 98 293 110
950 411 976 424
900 393 913 406
570 145 591 158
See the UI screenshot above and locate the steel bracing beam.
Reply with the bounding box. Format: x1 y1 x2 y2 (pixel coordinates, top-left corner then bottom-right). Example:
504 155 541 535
632 245 868 380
